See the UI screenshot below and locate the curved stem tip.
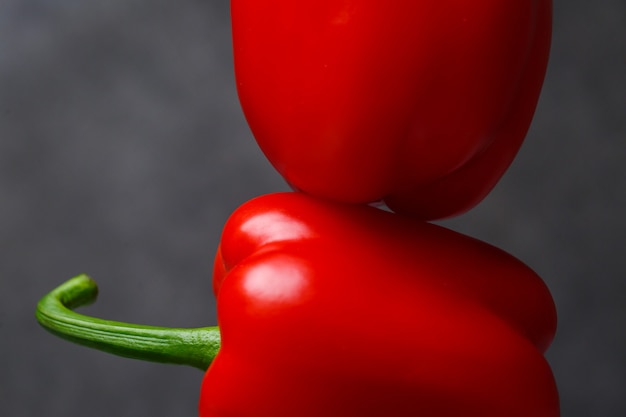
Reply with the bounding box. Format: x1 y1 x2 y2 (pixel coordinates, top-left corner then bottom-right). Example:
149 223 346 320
36 275 220 371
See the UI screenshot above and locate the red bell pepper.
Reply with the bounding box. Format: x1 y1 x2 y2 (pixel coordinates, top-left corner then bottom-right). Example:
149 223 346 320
232 1 552 219
36 193 559 416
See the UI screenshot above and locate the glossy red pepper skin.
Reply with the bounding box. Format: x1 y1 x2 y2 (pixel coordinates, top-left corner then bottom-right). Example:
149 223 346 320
201 192 558 417
231 1 552 219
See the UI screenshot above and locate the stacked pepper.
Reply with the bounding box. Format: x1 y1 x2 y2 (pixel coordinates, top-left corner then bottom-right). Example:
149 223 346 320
37 1 559 416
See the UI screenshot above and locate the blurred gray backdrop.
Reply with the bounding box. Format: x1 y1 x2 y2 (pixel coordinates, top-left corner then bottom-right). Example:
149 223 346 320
1 0 624 416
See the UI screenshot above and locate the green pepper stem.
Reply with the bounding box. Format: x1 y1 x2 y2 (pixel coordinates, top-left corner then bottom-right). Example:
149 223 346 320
35 274 220 371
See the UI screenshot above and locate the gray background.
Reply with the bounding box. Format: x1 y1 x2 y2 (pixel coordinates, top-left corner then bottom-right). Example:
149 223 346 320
1 0 624 416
